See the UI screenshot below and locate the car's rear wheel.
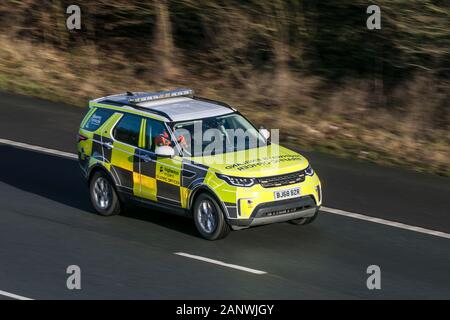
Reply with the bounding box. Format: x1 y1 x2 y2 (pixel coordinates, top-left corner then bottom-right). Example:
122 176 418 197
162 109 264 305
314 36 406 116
289 208 319 225
193 193 230 240
90 171 121 216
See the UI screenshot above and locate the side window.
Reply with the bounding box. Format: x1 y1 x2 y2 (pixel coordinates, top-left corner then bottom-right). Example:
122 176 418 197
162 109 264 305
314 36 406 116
113 114 142 147
145 118 169 152
83 108 114 132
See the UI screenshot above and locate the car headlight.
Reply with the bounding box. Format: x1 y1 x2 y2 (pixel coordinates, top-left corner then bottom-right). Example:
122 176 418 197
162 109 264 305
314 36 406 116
304 164 314 176
216 173 256 187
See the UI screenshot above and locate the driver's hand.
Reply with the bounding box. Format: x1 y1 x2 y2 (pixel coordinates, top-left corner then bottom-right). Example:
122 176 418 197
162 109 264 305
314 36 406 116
177 135 188 149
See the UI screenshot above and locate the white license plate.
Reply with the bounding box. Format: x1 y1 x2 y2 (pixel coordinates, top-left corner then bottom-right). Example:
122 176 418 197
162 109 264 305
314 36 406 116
274 187 300 200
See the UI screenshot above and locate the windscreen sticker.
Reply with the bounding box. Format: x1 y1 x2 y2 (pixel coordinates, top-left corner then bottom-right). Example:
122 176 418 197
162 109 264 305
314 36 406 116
225 155 302 171
91 114 102 126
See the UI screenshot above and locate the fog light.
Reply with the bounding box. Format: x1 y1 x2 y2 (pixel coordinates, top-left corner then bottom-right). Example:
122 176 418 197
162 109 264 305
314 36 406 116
316 185 322 202
238 198 255 217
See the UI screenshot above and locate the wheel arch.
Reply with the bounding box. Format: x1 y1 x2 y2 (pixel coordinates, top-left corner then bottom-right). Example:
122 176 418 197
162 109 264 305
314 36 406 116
188 185 230 220
87 164 118 188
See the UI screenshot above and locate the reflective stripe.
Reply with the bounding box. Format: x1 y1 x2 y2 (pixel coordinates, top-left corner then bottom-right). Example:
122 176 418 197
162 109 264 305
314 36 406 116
139 118 146 149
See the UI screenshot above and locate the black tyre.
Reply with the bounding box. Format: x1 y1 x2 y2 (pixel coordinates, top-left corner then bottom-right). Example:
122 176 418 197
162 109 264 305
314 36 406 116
193 193 230 240
89 171 121 216
289 208 319 225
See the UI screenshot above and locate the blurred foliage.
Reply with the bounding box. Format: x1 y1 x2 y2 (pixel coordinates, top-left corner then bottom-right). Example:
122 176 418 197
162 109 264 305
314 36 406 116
1 0 448 79
0 0 448 175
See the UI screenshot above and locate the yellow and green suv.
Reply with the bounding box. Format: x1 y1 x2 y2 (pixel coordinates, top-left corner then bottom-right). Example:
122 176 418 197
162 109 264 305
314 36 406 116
78 89 322 240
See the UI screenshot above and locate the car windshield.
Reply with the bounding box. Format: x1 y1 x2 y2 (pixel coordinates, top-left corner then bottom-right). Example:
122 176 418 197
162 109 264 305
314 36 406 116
172 113 268 157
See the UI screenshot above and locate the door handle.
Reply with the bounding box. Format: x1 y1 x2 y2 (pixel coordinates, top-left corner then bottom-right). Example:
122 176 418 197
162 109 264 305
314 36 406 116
103 142 114 150
140 154 151 163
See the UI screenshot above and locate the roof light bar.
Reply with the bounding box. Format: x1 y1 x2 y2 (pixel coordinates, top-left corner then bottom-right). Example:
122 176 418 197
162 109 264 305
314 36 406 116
128 88 194 103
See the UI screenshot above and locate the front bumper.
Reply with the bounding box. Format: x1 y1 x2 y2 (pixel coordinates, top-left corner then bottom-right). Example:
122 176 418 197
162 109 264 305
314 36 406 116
228 196 319 229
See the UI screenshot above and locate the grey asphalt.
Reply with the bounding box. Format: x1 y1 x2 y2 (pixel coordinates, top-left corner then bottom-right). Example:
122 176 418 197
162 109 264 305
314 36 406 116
0 91 449 299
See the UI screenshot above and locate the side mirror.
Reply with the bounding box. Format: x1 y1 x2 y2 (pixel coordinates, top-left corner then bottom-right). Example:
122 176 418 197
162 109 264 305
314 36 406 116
155 145 175 158
260 128 270 140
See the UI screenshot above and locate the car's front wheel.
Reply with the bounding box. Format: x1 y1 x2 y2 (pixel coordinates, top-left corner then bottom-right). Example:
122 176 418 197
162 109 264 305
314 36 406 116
89 171 121 216
193 193 230 240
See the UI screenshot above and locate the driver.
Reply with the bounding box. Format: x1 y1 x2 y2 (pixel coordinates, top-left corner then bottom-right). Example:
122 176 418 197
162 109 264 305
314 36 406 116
154 130 187 149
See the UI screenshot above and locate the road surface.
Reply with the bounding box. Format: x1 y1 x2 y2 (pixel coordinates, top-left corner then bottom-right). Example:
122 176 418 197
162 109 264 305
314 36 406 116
0 92 449 299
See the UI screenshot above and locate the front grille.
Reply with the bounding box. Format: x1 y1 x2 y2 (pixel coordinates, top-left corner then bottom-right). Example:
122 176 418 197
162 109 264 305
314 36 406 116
253 196 316 218
258 170 305 188
263 207 299 217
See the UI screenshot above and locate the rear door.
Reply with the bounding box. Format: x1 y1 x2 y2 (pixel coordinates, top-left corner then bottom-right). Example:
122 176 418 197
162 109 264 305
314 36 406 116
136 118 158 201
110 113 143 197
78 107 115 175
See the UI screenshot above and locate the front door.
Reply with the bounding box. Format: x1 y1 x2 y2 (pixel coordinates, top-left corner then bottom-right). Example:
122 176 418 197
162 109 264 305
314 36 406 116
138 118 183 206
155 156 183 206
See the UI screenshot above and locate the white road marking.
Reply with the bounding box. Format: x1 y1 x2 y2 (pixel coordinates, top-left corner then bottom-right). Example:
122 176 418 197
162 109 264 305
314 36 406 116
174 252 267 275
1 137 449 240
0 138 77 159
322 207 450 240
0 289 33 300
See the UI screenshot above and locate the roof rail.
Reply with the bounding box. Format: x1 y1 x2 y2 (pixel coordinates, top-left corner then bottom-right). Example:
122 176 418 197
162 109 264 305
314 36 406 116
193 96 236 112
100 99 173 121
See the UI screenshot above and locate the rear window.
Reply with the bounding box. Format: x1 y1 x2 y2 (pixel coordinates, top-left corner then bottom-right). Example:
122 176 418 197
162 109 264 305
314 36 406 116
83 108 115 132
113 113 142 146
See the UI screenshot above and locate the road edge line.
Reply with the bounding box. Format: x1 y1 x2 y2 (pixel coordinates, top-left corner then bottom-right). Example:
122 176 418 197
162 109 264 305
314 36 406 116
322 206 450 240
0 289 33 300
0 138 77 159
174 252 267 275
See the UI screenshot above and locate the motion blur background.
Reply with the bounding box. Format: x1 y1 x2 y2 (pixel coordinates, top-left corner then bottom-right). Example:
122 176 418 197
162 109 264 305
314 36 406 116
0 1 448 176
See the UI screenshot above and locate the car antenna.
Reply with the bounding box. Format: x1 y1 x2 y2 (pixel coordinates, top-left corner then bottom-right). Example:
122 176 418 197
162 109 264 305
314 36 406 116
126 91 134 96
